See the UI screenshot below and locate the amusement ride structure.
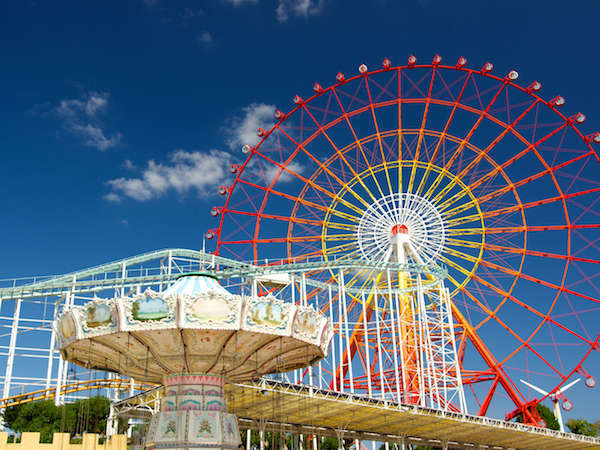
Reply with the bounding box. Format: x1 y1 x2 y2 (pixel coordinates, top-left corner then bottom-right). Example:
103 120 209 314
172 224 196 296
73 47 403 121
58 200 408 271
0 54 600 449
54 272 331 448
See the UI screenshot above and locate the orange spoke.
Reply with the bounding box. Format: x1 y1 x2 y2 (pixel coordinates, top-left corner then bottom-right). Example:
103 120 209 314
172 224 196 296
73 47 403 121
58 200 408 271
237 178 361 223
447 238 600 265
425 78 510 202
407 67 436 195
272 128 370 214
330 87 387 198
441 150 595 216
447 223 600 236
446 187 600 226
444 245 600 306
300 103 379 203
442 260 566 378
415 72 472 197
363 76 394 195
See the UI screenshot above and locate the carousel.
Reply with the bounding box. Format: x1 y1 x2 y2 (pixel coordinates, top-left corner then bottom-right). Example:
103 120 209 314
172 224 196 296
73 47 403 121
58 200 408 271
54 273 332 449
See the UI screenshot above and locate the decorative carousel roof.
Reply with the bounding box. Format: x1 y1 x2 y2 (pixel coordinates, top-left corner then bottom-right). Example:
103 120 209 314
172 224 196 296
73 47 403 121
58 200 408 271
55 274 332 384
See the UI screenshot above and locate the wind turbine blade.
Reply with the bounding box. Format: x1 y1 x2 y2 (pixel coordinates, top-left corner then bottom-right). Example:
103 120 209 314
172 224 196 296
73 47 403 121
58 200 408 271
557 378 581 395
520 379 549 396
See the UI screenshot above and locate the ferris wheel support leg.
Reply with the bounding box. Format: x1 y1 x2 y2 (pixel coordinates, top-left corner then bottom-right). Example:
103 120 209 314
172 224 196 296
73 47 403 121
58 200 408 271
449 302 530 422
339 270 355 393
246 428 251 450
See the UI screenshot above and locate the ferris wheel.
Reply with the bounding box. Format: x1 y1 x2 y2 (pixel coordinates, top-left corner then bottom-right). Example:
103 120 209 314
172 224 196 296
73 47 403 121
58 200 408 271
208 55 600 424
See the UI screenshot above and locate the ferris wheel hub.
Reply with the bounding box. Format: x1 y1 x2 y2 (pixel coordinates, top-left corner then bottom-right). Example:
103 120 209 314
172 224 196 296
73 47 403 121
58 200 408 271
356 192 446 264
391 224 409 235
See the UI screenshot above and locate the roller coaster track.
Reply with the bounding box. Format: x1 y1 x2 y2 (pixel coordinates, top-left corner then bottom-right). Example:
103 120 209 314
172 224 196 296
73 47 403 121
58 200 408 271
0 248 440 300
0 379 155 409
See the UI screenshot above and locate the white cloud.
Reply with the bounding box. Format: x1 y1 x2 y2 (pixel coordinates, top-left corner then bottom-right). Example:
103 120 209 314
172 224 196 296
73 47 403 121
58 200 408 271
244 156 302 185
224 102 275 151
53 91 121 151
265 160 303 184
276 0 323 21
56 92 108 119
105 150 232 202
197 31 213 45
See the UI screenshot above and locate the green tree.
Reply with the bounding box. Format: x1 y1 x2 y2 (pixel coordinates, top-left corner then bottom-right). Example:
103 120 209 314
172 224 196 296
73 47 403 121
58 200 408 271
321 437 340 450
1 396 111 443
537 404 560 431
515 403 560 430
566 418 598 437
2 400 61 443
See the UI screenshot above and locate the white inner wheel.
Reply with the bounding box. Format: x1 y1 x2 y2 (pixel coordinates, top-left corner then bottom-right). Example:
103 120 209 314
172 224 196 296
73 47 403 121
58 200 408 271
356 193 446 264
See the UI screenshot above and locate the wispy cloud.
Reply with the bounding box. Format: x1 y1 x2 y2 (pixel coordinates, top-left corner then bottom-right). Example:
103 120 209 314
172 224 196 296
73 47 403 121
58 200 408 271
197 31 213 45
70 124 122 151
276 0 323 21
105 150 231 202
50 91 122 151
224 102 275 151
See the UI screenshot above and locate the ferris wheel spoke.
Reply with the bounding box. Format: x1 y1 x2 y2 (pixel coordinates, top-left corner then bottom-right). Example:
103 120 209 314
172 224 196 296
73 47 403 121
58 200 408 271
430 99 541 208
439 140 592 218
443 269 567 379
415 72 470 197
270 128 371 213
396 68 404 192
444 187 600 227
423 79 509 204
300 104 381 204
331 89 388 199
447 238 600 265
370 102 395 197
446 223 600 236
445 245 600 308
469 278 596 377
251 148 340 202
226 209 356 232
220 233 356 245
461 122 571 198
407 66 437 196
466 265 595 347
237 178 362 224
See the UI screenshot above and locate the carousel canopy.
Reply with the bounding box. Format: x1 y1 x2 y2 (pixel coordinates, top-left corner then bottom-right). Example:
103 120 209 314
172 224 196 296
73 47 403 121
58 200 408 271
55 274 332 383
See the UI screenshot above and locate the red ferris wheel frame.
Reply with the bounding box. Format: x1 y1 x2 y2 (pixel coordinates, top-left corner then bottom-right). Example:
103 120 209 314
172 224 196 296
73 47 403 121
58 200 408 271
210 54 600 425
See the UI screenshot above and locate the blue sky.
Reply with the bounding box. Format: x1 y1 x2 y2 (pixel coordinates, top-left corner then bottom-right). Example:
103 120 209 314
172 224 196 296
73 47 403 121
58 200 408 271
1 0 600 424
2 0 599 276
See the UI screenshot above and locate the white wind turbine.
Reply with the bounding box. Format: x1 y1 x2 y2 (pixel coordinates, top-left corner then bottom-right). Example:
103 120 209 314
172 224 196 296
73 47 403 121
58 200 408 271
520 378 581 432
